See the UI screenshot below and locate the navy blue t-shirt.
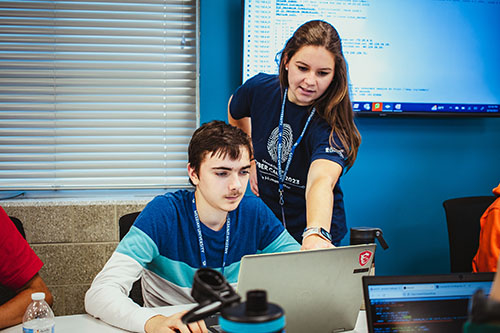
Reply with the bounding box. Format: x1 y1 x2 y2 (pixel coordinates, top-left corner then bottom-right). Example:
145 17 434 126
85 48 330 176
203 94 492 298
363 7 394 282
229 73 347 243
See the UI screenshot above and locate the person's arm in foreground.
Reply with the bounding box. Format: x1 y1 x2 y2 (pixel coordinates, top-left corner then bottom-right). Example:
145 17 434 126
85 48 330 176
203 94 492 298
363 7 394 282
228 95 259 196
85 252 206 333
302 159 342 250
490 256 500 302
0 273 53 329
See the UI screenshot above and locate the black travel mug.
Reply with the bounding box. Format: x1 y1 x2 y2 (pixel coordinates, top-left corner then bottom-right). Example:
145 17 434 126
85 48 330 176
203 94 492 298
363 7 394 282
350 227 389 274
350 227 389 250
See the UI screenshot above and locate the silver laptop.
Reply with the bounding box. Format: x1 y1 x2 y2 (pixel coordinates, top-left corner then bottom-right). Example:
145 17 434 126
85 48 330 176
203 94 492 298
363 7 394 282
236 244 376 333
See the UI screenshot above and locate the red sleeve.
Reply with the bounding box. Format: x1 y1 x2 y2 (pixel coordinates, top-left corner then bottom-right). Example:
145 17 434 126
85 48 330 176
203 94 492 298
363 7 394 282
0 207 43 290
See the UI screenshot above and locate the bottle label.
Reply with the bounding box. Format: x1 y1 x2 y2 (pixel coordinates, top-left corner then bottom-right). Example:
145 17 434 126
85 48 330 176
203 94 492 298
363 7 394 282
23 324 54 333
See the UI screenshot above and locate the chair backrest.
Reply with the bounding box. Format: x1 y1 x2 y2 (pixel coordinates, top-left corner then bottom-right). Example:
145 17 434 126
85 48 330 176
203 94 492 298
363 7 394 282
119 211 141 240
443 196 496 273
118 211 143 306
9 216 26 239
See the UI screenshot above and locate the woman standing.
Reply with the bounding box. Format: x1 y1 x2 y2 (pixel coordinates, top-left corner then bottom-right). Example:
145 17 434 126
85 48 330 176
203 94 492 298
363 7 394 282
228 20 361 249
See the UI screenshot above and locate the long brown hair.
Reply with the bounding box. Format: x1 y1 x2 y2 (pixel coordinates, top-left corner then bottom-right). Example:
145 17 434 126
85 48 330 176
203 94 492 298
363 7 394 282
278 20 361 171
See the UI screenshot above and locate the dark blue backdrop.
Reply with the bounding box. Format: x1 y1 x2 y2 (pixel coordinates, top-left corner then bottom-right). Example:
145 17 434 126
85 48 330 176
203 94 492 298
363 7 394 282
199 1 500 275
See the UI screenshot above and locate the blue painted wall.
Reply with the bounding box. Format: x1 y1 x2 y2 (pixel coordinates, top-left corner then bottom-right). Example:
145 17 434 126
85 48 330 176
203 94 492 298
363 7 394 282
200 1 500 275
199 1 242 124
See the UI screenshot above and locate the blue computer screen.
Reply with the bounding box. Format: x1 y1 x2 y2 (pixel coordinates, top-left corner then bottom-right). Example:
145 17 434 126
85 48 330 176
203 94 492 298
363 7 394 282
366 281 492 332
243 0 500 116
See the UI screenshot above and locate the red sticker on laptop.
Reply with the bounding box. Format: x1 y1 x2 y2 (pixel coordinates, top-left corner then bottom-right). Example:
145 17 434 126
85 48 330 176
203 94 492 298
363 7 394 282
359 250 373 266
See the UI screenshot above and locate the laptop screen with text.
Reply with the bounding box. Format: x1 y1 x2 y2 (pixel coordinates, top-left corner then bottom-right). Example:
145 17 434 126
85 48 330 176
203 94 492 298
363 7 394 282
363 273 494 333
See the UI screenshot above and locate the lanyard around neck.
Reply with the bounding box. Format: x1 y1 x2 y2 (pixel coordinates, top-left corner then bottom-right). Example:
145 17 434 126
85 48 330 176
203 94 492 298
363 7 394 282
191 195 231 276
277 88 316 209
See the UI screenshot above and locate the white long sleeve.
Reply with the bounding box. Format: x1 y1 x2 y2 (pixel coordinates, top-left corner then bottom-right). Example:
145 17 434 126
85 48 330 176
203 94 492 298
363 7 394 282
84 252 159 333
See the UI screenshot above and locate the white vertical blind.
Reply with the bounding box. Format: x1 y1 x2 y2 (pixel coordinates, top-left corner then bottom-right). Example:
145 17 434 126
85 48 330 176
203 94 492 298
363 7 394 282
0 0 198 190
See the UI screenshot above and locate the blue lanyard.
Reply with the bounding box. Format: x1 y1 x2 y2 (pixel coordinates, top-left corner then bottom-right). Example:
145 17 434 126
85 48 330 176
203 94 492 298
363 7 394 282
191 195 231 276
277 88 316 210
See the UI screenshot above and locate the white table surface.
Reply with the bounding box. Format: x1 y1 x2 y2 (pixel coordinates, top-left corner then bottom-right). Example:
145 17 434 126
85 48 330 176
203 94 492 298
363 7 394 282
1 305 368 332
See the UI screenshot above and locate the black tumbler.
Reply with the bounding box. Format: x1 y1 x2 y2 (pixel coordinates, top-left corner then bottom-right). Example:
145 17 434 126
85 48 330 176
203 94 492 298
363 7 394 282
182 269 285 332
350 227 389 249
350 227 389 310
350 227 389 273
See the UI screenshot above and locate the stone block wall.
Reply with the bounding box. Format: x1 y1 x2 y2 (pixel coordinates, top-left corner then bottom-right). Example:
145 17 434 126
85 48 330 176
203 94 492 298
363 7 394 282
2 198 150 316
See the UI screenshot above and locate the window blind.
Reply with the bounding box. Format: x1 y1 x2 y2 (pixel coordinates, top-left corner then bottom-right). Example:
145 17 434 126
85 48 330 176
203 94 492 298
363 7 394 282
0 0 198 190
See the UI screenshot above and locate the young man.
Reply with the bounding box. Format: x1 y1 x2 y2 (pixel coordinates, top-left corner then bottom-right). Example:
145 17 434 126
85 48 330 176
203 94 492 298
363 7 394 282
85 121 300 333
0 207 53 329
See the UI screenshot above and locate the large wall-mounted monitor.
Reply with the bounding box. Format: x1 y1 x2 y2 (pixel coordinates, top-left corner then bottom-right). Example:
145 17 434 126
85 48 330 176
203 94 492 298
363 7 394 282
243 0 499 116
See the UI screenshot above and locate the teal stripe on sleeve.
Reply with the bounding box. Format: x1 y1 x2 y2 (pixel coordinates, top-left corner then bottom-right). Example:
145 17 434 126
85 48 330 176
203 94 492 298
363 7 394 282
222 261 241 284
116 227 195 288
146 255 198 288
116 226 243 288
116 226 159 266
147 256 242 288
259 230 300 254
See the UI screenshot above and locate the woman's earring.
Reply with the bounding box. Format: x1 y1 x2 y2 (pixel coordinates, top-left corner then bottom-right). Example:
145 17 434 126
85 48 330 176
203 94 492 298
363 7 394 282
285 67 288 71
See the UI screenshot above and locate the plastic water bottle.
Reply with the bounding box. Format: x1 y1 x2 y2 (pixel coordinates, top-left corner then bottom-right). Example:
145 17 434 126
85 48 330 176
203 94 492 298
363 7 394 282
22 292 55 333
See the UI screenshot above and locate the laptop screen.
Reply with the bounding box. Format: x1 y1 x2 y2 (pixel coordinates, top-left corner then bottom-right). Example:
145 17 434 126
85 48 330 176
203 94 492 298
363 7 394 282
363 273 494 333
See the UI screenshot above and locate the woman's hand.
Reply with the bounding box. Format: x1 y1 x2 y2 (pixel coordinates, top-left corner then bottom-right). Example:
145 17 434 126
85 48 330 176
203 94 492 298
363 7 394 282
301 234 335 250
145 311 207 333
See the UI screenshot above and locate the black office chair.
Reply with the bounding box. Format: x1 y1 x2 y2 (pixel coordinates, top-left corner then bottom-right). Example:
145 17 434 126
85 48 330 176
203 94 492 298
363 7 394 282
119 211 143 306
443 196 496 273
119 211 141 240
9 216 26 239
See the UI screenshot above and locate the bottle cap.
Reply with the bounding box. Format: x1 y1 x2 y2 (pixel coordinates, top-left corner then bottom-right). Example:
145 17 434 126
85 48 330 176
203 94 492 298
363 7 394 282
221 290 284 324
31 292 45 301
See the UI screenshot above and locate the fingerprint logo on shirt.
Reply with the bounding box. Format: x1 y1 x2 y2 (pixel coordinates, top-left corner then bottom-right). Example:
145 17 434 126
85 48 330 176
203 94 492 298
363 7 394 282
267 124 293 163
